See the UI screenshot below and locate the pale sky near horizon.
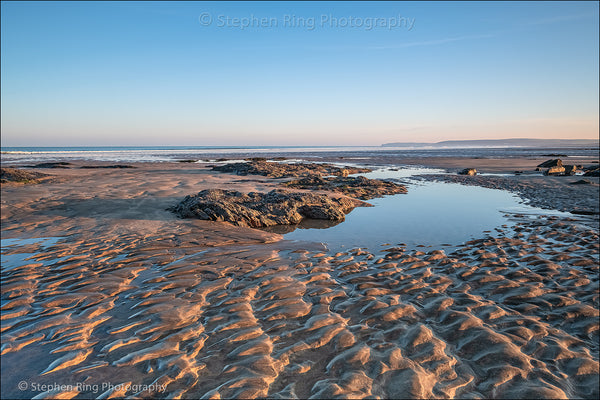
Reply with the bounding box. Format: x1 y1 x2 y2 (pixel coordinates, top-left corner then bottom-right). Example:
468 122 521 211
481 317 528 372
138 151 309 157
1 1 598 147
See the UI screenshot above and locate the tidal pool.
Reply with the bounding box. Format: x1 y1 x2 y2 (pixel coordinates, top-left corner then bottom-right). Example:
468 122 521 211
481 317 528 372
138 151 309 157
280 180 571 252
0 236 64 271
351 166 447 179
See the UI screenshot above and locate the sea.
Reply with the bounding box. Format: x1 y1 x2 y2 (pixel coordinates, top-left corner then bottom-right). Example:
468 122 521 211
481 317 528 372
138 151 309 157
2 145 598 163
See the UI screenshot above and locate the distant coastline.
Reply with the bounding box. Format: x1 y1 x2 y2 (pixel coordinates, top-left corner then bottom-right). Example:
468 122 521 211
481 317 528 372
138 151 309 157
382 138 599 148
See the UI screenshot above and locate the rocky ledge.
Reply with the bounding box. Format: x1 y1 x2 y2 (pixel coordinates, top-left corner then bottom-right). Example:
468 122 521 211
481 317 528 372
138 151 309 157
212 160 371 178
1 168 50 184
415 174 600 216
535 158 599 176
283 175 407 200
169 189 369 228
24 162 72 169
79 165 136 169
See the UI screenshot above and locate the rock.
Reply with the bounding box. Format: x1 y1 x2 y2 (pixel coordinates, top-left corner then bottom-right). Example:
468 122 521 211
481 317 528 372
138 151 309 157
80 165 136 169
298 204 345 220
212 161 371 178
563 165 579 175
26 162 72 169
571 210 599 215
583 167 599 177
245 157 267 162
1 168 49 183
544 166 565 176
570 179 592 185
458 168 477 176
514 171 524 175
284 176 407 200
537 159 562 168
169 189 369 228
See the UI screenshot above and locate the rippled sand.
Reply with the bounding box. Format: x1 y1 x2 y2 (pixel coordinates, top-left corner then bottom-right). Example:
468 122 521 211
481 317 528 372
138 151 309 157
1 161 599 399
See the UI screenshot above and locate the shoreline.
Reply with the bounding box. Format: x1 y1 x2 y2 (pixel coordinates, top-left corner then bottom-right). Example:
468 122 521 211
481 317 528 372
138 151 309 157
2 145 599 169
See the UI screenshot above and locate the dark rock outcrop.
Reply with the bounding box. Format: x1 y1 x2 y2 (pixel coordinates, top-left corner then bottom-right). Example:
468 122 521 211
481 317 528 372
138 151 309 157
562 165 581 175
26 162 72 169
570 179 592 185
583 167 600 177
537 159 562 168
212 161 371 178
284 176 407 200
245 157 267 162
1 168 49 183
80 165 136 169
458 168 477 176
169 189 369 228
537 159 584 176
571 210 599 215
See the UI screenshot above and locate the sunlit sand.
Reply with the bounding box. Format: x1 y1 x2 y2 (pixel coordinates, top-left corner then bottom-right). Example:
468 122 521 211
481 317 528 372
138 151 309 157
1 156 598 398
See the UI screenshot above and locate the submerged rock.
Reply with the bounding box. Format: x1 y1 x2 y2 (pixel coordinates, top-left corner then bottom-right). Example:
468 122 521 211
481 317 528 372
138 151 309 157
212 161 371 178
284 176 407 200
169 189 369 228
458 168 477 176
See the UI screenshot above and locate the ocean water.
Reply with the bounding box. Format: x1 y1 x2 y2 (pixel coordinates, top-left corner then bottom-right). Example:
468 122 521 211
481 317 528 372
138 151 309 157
2 145 598 164
0 146 375 163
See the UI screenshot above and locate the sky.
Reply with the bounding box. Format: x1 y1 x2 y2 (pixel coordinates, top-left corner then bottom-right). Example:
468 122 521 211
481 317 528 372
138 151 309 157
1 1 598 147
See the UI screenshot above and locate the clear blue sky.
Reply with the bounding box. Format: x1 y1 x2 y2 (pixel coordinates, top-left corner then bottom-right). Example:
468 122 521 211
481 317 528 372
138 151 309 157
1 1 598 146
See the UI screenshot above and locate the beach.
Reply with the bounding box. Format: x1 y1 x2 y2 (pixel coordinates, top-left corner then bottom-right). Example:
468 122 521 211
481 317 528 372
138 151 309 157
1 153 599 399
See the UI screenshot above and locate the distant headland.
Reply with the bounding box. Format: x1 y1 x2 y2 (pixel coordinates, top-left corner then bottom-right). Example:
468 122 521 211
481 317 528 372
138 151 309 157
381 138 599 148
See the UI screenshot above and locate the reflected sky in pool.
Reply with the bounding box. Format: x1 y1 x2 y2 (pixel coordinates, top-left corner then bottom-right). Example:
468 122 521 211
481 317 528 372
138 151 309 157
1 237 64 271
351 166 447 179
281 181 571 252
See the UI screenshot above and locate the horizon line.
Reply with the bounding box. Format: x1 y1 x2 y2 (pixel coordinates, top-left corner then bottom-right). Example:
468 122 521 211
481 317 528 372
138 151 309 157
2 138 599 150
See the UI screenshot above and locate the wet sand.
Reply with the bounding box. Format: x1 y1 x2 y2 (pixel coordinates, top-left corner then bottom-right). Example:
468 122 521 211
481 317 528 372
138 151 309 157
1 159 598 399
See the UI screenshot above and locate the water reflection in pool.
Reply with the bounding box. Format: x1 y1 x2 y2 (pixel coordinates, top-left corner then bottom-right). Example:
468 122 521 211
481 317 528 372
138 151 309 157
351 166 447 179
279 181 570 252
1 236 64 271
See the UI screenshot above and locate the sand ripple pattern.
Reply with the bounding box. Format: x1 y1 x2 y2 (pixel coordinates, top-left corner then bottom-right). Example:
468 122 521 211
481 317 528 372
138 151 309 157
1 216 598 398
